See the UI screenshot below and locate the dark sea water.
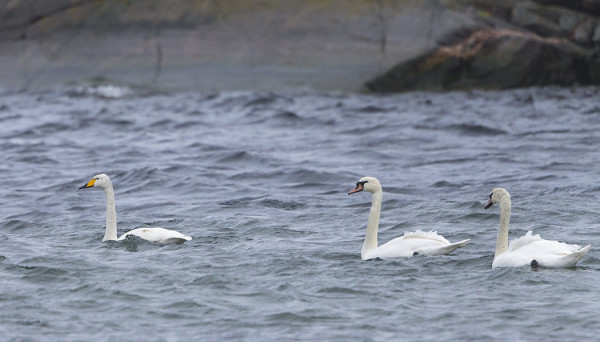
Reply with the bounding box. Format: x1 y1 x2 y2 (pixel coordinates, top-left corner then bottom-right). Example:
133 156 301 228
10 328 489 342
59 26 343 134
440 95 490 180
1 83 600 341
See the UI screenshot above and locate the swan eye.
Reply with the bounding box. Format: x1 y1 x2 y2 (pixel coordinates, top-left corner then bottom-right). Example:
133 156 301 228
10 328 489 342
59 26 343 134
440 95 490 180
489 193 493 199
356 181 367 188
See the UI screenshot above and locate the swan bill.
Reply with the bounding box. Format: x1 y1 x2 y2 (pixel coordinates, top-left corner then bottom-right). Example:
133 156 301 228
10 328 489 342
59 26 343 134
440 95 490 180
349 176 468 260
348 182 364 195
79 178 96 190
484 193 493 209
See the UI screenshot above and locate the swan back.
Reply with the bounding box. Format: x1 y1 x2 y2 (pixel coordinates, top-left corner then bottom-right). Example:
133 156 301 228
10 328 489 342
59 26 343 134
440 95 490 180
79 174 191 245
403 230 451 244
117 227 192 245
485 188 592 268
492 231 590 268
349 177 469 260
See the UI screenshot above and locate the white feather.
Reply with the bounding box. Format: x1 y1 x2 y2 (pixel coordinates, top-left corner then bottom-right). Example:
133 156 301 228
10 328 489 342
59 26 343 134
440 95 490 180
487 188 589 268
80 174 191 245
349 177 469 260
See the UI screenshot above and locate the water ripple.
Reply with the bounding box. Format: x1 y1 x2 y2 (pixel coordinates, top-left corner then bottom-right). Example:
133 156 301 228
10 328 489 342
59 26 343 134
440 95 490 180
0 86 599 341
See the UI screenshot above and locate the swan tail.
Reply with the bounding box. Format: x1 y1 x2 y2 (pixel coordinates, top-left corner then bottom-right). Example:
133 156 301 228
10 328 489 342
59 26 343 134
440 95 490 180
423 239 470 256
557 244 591 267
453 239 471 248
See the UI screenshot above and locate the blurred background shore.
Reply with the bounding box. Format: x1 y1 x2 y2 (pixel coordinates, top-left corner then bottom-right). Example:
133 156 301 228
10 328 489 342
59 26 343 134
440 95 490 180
1 0 600 92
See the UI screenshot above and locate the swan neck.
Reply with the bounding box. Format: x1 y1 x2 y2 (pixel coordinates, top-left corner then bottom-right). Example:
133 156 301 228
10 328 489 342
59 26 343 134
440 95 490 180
103 184 118 241
362 190 381 259
495 197 511 258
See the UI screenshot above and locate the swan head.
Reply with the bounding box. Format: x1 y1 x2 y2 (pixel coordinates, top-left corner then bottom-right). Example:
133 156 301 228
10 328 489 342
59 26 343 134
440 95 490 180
79 174 112 190
484 188 510 209
348 176 381 195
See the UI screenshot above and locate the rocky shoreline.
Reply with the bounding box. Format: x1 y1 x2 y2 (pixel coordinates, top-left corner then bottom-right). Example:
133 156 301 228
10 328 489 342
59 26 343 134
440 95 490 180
368 0 600 91
1 0 599 92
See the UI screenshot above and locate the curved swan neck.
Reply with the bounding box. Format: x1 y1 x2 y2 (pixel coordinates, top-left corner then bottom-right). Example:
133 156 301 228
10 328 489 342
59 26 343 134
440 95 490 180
103 184 118 241
362 190 382 259
495 196 511 258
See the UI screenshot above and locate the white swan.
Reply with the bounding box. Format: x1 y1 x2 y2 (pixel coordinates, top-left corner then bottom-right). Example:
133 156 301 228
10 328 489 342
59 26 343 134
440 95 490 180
348 177 469 260
79 174 192 244
485 188 590 268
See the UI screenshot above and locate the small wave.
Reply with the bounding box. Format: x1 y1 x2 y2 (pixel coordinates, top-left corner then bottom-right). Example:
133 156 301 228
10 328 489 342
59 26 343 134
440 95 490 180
35 122 74 133
252 226 314 238
227 168 338 185
218 151 257 164
14 155 58 164
0 113 20 122
100 118 135 127
227 170 282 181
110 289 149 301
281 182 334 190
281 169 340 184
4 122 76 138
517 129 571 137
260 199 306 210
243 94 288 107
414 157 475 167
452 201 487 209
173 120 207 129
162 301 207 310
273 111 302 121
339 123 388 134
532 175 561 181
430 180 461 188
446 124 506 136
15 264 71 284
538 162 575 171
3 219 29 231
66 78 158 99
69 84 134 99
266 311 341 323
149 119 175 128
111 167 160 191
316 286 369 295
190 274 230 287
220 196 266 207
353 105 395 113
582 105 600 114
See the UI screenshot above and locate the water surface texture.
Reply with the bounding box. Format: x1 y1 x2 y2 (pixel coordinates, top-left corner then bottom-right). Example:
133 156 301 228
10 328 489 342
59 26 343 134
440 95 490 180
1 85 600 341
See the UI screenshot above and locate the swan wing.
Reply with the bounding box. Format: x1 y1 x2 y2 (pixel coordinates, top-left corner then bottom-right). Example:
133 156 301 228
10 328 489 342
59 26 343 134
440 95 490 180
367 230 465 259
368 236 419 259
493 231 590 268
117 227 192 245
419 239 470 256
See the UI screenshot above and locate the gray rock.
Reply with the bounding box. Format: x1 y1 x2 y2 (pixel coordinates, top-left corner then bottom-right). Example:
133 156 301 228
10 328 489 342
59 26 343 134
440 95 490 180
366 29 596 92
1 0 600 92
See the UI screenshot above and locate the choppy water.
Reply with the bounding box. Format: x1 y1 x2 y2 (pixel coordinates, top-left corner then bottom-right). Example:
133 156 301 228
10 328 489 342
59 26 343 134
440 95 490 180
1 84 600 341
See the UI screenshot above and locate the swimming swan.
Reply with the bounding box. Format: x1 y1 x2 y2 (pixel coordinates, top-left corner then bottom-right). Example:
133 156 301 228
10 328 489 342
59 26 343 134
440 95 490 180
79 174 192 244
348 177 469 260
485 188 590 268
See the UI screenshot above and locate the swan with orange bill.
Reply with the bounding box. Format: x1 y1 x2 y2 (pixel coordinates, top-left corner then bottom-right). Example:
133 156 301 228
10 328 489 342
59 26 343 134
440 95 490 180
348 176 469 260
